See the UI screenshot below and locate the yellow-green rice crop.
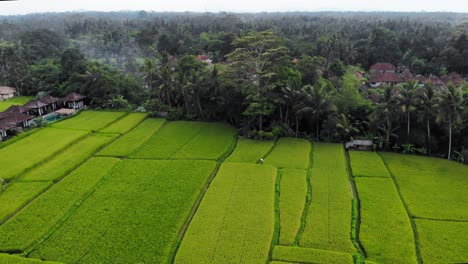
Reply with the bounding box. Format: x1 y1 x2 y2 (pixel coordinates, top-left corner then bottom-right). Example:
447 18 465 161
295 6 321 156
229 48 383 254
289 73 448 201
20 133 118 181
0 128 88 180
355 177 417 264
226 138 274 163
175 162 277 264
97 118 166 157
29 159 216 264
52 111 125 131
415 219 468 263
349 151 390 177
99 112 147 134
131 121 206 159
0 157 120 252
279 169 308 245
381 153 468 220
0 96 33 112
264 138 311 169
171 122 237 160
272 246 354 264
299 143 355 253
0 254 61 263
0 182 51 223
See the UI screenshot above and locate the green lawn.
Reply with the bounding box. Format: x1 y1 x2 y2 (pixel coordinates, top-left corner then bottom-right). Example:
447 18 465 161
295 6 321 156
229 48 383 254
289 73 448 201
0 157 121 252
52 111 126 131
278 169 308 245
97 118 166 157
29 159 216 264
226 138 274 163
264 138 311 169
0 96 33 112
175 162 277 264
381 153 468 220
299 143 355 253
0 128 89 181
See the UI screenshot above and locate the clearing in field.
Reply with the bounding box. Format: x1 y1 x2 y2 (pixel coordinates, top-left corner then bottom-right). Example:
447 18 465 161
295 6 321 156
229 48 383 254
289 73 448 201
29 159 216 264
0 96 33 112
226 138 274 163
278 169 308 245
175 162 277 264
381 153 468 220
52 111 126 131
264 138 311 169
0 128 88 181
415 219 468 263
0 157 121 252
97 118 166 157
299 143 355 253
99 112 147 134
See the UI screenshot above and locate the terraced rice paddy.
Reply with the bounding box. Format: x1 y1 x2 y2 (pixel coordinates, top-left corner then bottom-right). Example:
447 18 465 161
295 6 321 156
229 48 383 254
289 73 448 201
0 96 33 112
0 111 467 264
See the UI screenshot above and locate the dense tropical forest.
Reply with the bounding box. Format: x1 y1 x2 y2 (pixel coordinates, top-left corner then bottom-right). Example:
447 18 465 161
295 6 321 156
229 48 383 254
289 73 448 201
0 11 467 161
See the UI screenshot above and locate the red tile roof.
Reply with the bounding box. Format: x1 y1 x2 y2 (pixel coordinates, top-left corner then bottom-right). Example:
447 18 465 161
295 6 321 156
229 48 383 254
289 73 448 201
414 75 427 83
196 55 210 61
425 75 445 86
400 70 414 82
292 58 299 64
370 63 396 72
369 71 402 83
441 72 465 85
62 92 86 102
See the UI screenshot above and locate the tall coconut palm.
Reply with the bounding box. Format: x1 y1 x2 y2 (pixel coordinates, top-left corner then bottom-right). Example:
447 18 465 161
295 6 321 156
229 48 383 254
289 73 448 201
436 85 464 160
156 66 173 108
418 83 438 154
375 84 399 150
397 80 419 142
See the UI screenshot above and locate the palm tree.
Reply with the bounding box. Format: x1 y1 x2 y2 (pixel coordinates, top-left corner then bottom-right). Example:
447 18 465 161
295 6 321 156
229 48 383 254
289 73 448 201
418 83 438 154
296 83 336 141
156 66 173 108
436 85 464 160
375 84 399 150
397 80 419 142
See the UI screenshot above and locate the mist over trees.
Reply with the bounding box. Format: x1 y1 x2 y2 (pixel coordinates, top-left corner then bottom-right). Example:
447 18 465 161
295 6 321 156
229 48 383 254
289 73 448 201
0 11 467 161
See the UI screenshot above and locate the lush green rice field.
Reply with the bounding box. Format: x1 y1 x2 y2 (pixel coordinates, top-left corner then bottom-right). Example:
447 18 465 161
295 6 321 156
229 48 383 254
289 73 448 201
381 153 468 220
97 118 166 157
175 162 277 264
1 113 467 264
0 128 88 180
52 110 126 131
0 96 33 112
226 138 274 163
264 137 311 169
299 143 355 253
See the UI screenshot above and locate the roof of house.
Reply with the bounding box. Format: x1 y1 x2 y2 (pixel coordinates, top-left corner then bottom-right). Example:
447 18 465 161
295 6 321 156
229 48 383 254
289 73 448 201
425 74 445 86
370 63 396 72
0 86 16 95
196 55 210 61
441 72 465 85
292 58 299 64
414 75 427 83
39 95 61 105
369 71 402 83
0 112 34 124
400 69 414 82
3 105 29 113
55 108 76 115
24 100 48 109
0 119 16 131
62 92 86 102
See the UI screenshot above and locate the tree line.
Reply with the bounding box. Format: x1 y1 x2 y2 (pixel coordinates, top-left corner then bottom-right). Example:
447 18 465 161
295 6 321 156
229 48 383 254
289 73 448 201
0 12 467 161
